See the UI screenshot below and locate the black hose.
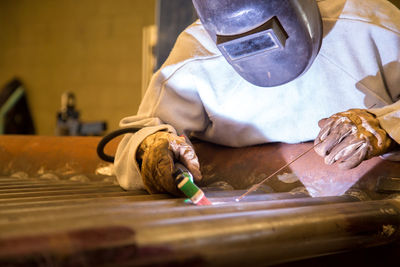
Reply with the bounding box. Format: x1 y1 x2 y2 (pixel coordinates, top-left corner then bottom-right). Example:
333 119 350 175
96 127 142 163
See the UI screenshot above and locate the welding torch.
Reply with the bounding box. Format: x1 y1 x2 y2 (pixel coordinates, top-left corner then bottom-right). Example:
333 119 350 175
173 163 212 205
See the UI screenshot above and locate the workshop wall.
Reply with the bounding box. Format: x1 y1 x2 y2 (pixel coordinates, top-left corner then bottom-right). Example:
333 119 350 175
0 0 155 135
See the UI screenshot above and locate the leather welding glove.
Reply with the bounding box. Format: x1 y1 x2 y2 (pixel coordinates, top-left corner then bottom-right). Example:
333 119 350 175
136 131 202 195
314 109 393 169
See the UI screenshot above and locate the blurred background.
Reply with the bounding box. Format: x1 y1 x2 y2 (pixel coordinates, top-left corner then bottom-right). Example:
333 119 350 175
0 0 399 136
0 0 196 136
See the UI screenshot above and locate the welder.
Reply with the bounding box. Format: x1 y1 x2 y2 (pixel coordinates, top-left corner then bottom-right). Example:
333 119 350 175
114 0 400 195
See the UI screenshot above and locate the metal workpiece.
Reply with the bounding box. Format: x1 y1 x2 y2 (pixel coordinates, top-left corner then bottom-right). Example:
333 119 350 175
0 189 355 237
340 188 371 201
194 141 400 198
376 176 400 193
0 175 400 267
1 136 400 266
133 199 400 267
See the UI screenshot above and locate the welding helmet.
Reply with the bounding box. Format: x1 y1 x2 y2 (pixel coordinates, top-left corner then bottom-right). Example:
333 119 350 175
192 0 323 87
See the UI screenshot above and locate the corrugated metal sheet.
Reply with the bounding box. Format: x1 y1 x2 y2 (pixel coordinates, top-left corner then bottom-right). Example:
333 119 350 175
1 175 400 267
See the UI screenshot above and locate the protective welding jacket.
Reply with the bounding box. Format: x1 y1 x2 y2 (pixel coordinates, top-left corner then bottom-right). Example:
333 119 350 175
115 0 400 190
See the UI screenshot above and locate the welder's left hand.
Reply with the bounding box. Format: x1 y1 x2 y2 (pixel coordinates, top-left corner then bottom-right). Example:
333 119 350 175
314 109 393 169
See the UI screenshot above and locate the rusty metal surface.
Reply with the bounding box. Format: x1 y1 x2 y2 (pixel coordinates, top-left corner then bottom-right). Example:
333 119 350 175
1 135 400 266
0 135 120 180
194 141 400 199
2 135 400 199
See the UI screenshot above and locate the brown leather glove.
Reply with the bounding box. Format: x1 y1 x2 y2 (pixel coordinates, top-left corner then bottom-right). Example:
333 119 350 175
136 131 202 195
314 109 392 169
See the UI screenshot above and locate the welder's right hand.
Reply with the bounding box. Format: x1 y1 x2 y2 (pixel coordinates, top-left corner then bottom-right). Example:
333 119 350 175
314 109 392 169
136 131 202 195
